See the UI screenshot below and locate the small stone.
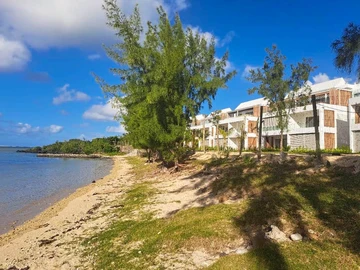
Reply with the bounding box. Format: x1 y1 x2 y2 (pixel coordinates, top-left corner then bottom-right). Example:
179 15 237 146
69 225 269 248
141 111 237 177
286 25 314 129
92 180 96 183
264 225 290 243
235 247 249 255
308 229 315 234
290 233 303 241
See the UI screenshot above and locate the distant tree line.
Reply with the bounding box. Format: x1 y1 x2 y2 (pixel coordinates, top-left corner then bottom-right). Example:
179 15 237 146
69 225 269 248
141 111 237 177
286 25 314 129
19 136 128 155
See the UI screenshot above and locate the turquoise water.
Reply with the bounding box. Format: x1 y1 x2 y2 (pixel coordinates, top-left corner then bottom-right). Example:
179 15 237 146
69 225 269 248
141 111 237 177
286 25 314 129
0 147 113 234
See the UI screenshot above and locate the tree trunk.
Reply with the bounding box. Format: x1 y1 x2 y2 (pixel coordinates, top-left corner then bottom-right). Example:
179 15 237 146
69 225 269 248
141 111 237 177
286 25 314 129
216 124 220 151
280 129 286 162
203 123 206 153
239 138 243 156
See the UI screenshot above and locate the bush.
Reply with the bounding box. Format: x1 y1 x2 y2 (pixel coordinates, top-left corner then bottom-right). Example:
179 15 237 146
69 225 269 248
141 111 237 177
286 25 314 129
289 146 352 155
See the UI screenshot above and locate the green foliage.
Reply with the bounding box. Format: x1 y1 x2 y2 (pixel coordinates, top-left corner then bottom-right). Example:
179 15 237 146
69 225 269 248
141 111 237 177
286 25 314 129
97 1 236 163
246 45 316 152
332 23 360 80
262 145 291 152
289 146 352 155
23 136 128 155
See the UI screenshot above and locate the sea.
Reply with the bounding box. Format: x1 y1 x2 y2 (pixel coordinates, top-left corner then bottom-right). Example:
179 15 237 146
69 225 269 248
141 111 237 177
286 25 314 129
0 147 114 235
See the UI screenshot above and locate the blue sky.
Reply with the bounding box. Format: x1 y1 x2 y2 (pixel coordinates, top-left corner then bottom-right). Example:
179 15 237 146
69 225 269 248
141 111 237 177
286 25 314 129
0 0 359 146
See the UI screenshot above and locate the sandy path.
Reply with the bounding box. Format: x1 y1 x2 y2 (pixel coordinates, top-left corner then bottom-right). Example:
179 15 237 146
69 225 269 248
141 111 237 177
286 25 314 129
0 156 133 270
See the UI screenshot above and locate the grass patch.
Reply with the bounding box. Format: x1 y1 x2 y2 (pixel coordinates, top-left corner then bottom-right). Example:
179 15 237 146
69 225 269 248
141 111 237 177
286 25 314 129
83 155 360 269
125 156 157 179
103 152 126 156
83 187 243 269
208 241 360 270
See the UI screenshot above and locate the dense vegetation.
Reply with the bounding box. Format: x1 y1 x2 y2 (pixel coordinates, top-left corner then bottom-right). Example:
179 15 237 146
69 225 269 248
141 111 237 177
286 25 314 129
97 1 236 165
19 136 127 155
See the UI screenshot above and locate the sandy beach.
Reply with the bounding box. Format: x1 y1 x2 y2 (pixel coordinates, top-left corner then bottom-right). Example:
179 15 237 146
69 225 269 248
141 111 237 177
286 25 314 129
0 156 133 270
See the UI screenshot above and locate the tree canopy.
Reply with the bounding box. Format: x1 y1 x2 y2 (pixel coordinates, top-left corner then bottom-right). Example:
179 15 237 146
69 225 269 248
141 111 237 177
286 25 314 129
20 136 127 155
97 0 236 163
246 45 316 152
332 23 360 81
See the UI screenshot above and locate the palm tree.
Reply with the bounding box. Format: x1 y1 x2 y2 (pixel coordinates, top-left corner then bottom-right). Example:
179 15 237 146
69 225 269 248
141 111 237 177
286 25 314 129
210 110 222 152
332 23 360 80
218 126 233 149
236 123 247 156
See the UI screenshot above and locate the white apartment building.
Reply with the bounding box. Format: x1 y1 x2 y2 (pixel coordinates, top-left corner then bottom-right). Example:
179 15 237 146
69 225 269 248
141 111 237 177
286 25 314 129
349 85 360 152
190 78 359 152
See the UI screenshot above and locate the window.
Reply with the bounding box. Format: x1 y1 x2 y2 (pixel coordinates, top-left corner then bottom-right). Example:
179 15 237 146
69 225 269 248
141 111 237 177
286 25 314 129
316 94 329 104
305 116 319 127
355 106 360 124
238 109 254 116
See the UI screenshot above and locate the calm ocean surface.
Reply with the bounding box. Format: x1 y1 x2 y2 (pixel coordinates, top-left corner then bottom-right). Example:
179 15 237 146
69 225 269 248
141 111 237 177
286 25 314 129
0 147 113 235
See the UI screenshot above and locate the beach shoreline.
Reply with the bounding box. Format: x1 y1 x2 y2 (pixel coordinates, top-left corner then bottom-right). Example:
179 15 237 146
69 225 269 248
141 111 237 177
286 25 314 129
0 155 114 236
0 156 132 269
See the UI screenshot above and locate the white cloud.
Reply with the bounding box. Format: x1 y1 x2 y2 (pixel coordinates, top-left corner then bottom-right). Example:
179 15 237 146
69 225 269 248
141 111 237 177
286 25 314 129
218 31 235 47
0 35 31 72
215 57 233 72
47 125 64 134
53 84 91 105
83 99 119 121
174 0 189 10
187 26 218 45
0 0 189 50
312 73 330 84
106 124 126 133
16 123 40 134
88 54 101 60
242 65 260 78
187 27 235 48
60 110 69 116
79 134 87 140
15 123 62 134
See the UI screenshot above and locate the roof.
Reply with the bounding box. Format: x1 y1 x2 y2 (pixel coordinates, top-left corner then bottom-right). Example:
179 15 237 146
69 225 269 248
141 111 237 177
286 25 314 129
352 84 360 95
195 114 205 120
307 78 353 94
221 108 232 113
235 97 267 111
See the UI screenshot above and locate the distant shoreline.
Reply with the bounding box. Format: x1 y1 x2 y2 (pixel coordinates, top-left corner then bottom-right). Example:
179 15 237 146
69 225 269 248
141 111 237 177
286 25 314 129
36 153 108 159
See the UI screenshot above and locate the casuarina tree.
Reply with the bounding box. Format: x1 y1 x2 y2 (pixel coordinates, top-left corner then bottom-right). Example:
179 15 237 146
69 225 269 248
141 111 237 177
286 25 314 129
332 23 360 81
246 45 316 156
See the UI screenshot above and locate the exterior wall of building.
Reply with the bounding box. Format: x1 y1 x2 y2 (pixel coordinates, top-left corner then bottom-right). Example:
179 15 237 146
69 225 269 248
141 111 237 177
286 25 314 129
349 96 360 152
329 89 352 106
353 132 360 153
190 81 356 152
336 110 350 148
290 133 316 150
